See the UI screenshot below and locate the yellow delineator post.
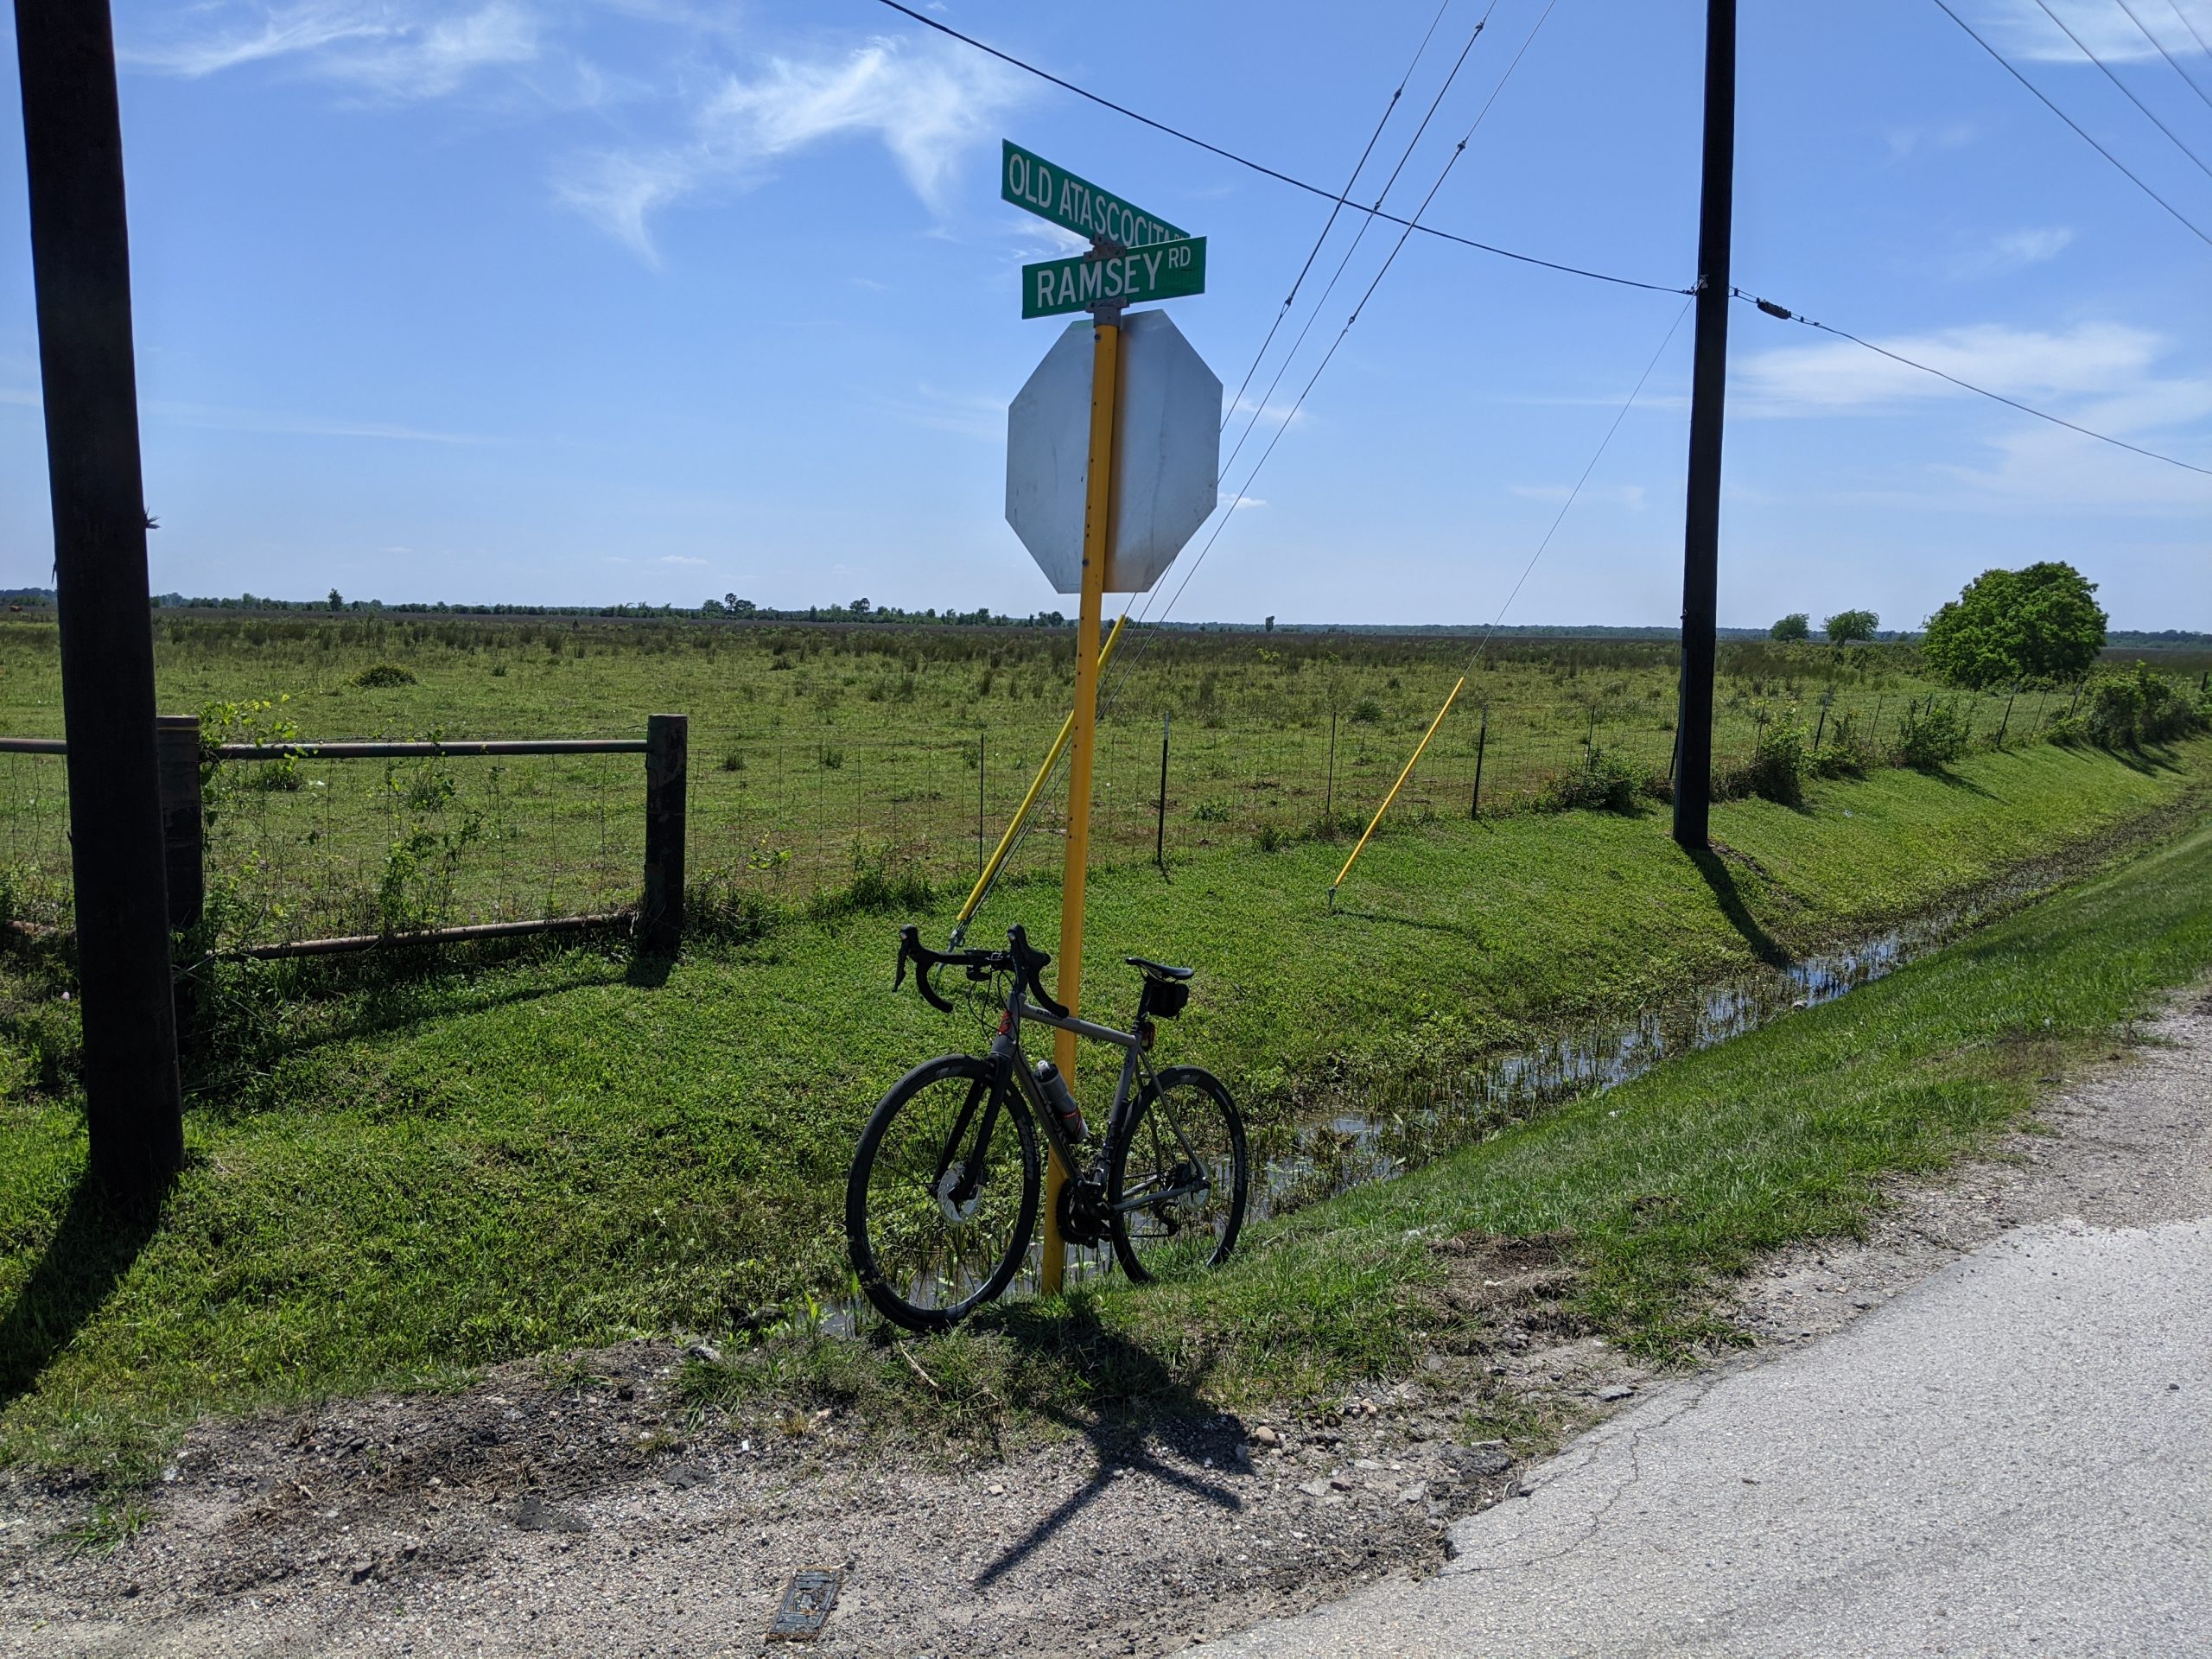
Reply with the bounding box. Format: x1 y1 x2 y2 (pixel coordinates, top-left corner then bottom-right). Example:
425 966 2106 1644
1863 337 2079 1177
951 613 1126 940
1329 677 1465 908
1040 315 1121 1295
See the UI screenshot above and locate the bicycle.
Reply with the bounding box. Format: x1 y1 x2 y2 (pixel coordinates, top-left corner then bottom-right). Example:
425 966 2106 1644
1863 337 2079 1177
844 923 1249 1332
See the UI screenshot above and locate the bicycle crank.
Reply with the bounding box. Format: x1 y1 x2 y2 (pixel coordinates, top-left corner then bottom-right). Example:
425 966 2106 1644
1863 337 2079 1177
1056 1171 1111 1249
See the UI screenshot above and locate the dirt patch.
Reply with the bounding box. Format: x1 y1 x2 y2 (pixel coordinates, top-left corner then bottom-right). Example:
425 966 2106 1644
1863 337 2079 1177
3 992 2208 1657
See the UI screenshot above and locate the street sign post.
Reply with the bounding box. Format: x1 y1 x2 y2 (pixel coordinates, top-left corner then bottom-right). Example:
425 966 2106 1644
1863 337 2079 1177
999 141 1217 1293
1021 237 1205 320
1001 141 1185 247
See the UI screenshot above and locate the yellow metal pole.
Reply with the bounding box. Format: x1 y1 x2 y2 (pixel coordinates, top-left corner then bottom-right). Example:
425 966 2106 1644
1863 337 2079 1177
953 613 1126 935
1042 314 1120 1295
1330 676 1465 906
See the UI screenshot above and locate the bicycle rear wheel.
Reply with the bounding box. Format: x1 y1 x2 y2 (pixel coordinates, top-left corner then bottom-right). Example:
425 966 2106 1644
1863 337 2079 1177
1108 1065 1248 1283
847 1054 1039 1332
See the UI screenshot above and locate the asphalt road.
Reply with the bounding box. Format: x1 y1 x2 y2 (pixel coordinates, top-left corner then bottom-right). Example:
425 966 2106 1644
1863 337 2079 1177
1197 1215 2212 1659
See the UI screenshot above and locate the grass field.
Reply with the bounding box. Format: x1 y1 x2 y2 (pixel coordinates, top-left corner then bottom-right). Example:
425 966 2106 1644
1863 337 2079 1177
0 728 2204 1480
0 615 2080 944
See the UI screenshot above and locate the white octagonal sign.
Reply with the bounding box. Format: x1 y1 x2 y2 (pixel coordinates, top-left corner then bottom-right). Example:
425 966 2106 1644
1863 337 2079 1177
1005 309 1223 594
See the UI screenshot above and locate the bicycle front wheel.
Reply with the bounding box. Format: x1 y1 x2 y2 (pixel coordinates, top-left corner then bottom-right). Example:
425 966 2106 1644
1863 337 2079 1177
847 1054 1039 1332
1108 1065 1249 1283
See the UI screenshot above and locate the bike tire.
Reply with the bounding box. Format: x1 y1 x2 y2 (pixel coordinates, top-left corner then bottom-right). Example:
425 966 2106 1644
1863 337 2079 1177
1107 1064 1249 1284
847 1053 1040 1332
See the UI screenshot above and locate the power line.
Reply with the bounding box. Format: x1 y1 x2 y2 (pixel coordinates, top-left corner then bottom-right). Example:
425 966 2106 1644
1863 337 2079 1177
869 0 1689 296
2027 0 2212 181
1460 298 1694 673
1224 0 1456 432
1732 289 2212 477
1217 8 1496 486
1140 0 1573 643
2166 0 2212 59
2110 0 2212 114
1925 0 2212 250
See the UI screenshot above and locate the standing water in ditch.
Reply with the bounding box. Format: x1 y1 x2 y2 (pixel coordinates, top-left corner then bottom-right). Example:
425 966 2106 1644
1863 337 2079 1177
832 893 2011 1331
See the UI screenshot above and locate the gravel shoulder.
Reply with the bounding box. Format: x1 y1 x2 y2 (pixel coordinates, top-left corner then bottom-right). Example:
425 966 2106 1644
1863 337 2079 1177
5 988 2209 1659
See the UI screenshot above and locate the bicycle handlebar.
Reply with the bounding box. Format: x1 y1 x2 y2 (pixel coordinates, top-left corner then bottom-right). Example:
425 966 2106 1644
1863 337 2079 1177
894 924 1068 1020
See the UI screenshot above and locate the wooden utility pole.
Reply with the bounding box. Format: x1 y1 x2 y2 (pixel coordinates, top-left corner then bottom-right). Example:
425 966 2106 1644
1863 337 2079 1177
13 0 184 1195
1672 0 1738 851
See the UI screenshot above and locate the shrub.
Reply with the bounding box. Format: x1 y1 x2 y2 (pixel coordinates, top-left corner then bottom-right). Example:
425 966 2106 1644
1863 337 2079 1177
352 663 417 688
2084 664 2203 749
1808 714 1872 779
808 847 931 921
1349 697 1383 724
1896 702 1969 769
1189 798 1230 823
1538 747 1647 815
1735 716 1810 807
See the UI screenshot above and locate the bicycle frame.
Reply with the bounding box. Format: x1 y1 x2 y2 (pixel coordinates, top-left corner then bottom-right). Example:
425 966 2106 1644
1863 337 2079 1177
995 976 1156 1185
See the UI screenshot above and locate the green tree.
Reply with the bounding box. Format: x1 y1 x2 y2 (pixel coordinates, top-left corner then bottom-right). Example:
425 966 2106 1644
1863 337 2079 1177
1770 613 1811 642
1921 562 2107 690
1823 608 1879 645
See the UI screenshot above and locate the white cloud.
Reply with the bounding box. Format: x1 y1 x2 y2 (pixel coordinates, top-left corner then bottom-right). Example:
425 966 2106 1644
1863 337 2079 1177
126 2 540 99
1983 0 2212 64
1885 120 1978 162
1739 318 2212 514
1948 226 2075 278
1218 493 1267 511
1737 321 2177 413
556 35 1023 264
1510 483 1649 509
658 554 710 566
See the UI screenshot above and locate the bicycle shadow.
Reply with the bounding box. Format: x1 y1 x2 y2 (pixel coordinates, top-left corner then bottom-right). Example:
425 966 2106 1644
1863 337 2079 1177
966 1297 1247 1591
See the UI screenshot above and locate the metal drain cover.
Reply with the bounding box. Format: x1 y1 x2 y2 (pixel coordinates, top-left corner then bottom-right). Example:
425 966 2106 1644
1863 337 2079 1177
767 1568 842 1641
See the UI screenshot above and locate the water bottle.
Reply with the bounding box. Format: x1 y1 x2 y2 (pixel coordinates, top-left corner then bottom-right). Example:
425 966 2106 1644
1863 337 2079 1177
1033 1060 1086 1142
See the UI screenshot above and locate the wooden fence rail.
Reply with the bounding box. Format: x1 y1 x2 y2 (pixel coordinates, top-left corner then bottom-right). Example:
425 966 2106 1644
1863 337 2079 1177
0 714 687 954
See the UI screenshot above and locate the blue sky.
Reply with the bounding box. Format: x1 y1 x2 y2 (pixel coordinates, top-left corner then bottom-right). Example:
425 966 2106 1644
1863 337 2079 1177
2 0 2208 629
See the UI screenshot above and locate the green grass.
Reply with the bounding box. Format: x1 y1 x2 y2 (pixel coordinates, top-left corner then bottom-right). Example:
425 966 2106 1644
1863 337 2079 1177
695 792 2212 1436
0 737 2204 1480
0 616 2024 940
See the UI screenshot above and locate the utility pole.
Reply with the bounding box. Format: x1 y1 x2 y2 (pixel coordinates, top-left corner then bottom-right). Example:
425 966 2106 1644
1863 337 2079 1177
1673 0 1737 852
13 0 184 1196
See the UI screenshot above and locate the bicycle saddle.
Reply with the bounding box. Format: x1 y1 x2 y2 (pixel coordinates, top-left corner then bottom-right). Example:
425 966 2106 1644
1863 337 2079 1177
1125 956 1194 981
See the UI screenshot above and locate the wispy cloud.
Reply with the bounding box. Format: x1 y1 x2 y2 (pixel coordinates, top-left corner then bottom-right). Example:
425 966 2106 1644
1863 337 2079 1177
874 382 1007 442
1983 0 2212 64
1737 321 2182 413
1947 226 2075 278
658 554 709 566
1218 492 1267 511
556 35 1023 264
125 2 540 99
1510 482 1648 509
1884 119 1977 163
1739 319 2212 512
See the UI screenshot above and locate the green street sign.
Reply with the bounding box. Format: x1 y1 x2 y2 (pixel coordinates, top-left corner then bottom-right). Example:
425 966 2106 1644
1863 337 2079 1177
1001 140 1186 248
1021 238 1207 319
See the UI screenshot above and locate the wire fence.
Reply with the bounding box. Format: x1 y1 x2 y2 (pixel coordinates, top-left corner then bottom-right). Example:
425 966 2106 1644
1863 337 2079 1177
0 682 2078 948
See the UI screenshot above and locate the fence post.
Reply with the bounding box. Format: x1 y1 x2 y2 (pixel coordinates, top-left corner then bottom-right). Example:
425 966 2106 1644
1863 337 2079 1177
1155 713 1170 873
1471 707 1488 818
643 713 687 952
1812 691 1829 752
154 715 203 930
1325 710 1338 822
1996 690 2015 747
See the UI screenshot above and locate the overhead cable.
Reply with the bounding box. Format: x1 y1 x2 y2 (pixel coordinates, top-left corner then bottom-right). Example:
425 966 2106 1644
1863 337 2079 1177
2166 0 2212 59
1925 0 2212 249
2110 0 2212 112
869 0 1691 296
1218 5 1497 486
1135 0 1573 644
1732 289 2212 477
1223 0 1459 430
2026 0 2212 181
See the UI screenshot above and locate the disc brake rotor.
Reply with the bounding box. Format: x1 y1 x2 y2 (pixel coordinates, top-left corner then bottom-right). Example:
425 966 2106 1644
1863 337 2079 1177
934 1164 981 1224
